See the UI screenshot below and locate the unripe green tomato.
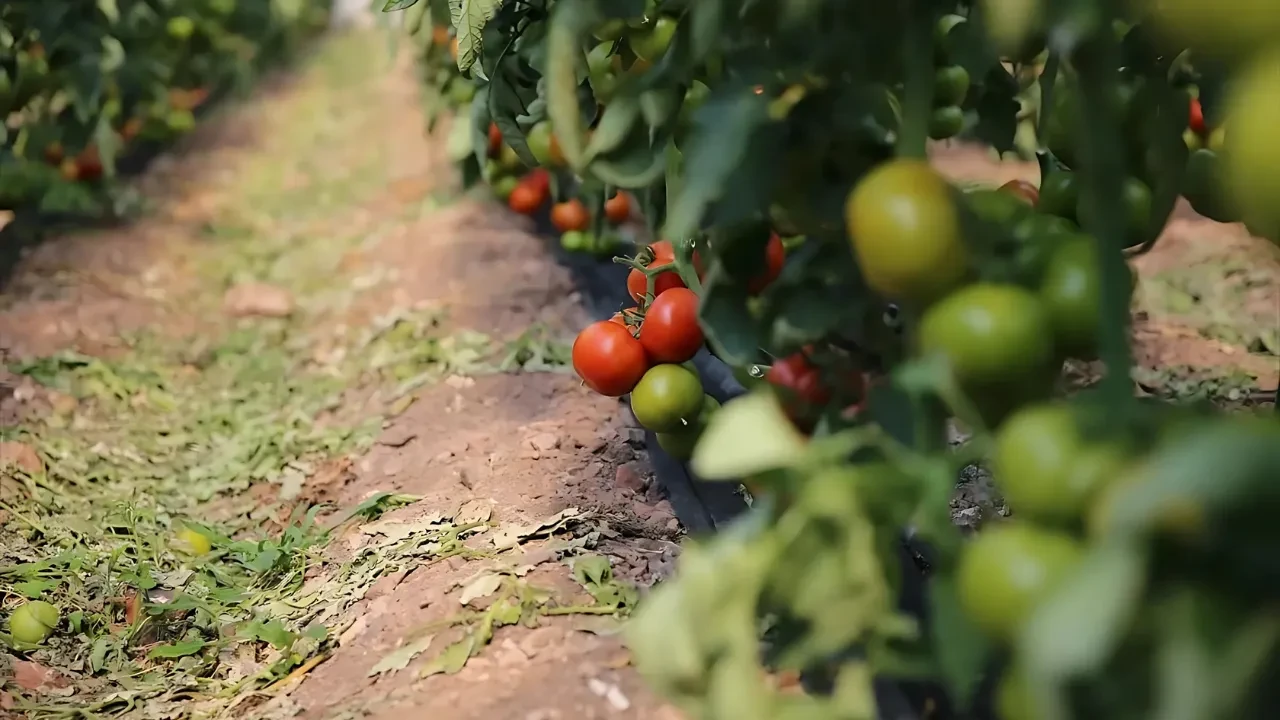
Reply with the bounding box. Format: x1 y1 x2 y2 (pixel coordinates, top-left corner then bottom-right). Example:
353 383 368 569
1075 176 1152 248
8 600 60 644
934 65 971 107
1222 47 1280 244
448 80 476 106
167 17 196 40
498 143 522 172
526 122 553 166
1037 171 1078 221
628 17 677 63
167 109 196 133
560 230 589 253
492 174 520 201
929 106 966 140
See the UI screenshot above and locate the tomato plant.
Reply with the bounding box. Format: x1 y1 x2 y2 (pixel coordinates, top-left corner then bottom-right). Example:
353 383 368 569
391 1 1280 718
0 0 330 216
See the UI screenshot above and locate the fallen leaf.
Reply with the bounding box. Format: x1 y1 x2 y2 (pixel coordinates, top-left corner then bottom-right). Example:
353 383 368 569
492 508 584 550
368 634 435 676
454 499 492 525
12 660 70 693
420 636 475 677
458 572 503 606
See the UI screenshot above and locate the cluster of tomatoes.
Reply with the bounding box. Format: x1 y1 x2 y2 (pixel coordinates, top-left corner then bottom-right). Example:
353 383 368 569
930 16 971 141
571 233 797 459
480 121 636 257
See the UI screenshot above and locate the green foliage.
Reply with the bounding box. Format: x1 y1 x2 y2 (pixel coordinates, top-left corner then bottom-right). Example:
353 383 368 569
0 0 331 214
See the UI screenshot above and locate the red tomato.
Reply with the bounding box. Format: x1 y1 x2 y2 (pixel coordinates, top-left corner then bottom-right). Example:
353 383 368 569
999 179 1039 207
639 288 704 363
1189 97 1206 135
551 199 590 232
76 146 104 182
748 233 786 293
604 192 631 223
572 320 650 396
693 233 786 295
627 240 686 302
766 350 867 423
508 182 546 215
524 168 551 194
488 123 503 156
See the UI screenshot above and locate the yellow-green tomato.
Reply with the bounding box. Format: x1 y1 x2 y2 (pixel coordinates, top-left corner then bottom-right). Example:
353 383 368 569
1222 47 1280 244
8 600 60 644
845 159 969 307
630 364 704 433
956 523 1084 642
167 17 196 40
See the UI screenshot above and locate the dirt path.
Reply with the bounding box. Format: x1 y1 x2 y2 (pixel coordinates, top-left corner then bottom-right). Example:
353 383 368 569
1 31 679 720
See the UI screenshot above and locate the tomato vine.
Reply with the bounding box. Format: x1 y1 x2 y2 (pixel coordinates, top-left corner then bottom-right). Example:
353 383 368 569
392 1 1280 718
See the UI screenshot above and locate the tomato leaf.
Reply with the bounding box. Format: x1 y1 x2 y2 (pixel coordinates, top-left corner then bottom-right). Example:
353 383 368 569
663 85 770 241
382 0 422 11
699 267 764 367
690 392 807 480
965 66 1020 153
147 638 207 659
1020 539 1147 684
928 576 992 711
449 0 505 75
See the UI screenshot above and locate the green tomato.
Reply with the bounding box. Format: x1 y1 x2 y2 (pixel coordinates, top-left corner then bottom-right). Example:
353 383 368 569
1037 171 1078 221
167 16 196 40
630 364 704 432
592 233 622 259
560 230 589 253
654 395 720 461
498 144 523 172
1075 176 1152 248
929 105 966 140
957 523 1084 642
448 80 476 106
594 19 628 42
628 16 677 63
1038 235 1128 359
166 109 196 133
8 600 60 644
526 122 553 166
934 65 971 106
966 189 1032 226
994 403 1105 522
492 174 520 201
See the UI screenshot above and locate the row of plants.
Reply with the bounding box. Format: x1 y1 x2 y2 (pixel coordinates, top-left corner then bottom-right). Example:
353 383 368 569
0 0 332 217
393 1 1279 719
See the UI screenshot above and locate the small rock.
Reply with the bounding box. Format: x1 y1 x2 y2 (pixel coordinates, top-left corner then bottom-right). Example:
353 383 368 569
223 282 295 318
526 433 561 453
665 518 681 533
433 450 455 464
614 463 648 494
620 428 646 447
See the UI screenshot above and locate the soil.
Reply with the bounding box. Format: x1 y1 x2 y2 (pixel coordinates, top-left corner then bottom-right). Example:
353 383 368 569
1 26 1276 720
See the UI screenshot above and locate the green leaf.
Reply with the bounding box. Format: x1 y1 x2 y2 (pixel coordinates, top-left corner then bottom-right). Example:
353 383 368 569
928 576 992 711
383 0 422 11
449 0 505 75
664 86 771 241
148 638 208 659
966 66 1020 153
698 268 764 367
690 392 808 480
1020 539 1147 684
420 635 476 676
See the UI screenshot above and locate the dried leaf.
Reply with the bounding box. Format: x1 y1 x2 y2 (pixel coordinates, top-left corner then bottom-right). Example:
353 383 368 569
492 508 584 549
368 634 435 676
459 572 504 606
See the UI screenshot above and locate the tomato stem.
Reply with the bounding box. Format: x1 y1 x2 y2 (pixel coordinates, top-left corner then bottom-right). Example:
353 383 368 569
670 237 704 294
1074 30 1137 410
895 1 936 160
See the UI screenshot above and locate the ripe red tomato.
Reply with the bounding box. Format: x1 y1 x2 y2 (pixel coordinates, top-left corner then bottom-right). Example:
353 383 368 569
524 168 550 194
627 240 686 302
998 179 1039 206
76 146 104 182
748 233 787 293
639 288 704 363
1188 96 1206 136
767 352 831 409
604 192 631 223
551 199 590 232
488 123 503 156
572 320 649 396
508 182 546 215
